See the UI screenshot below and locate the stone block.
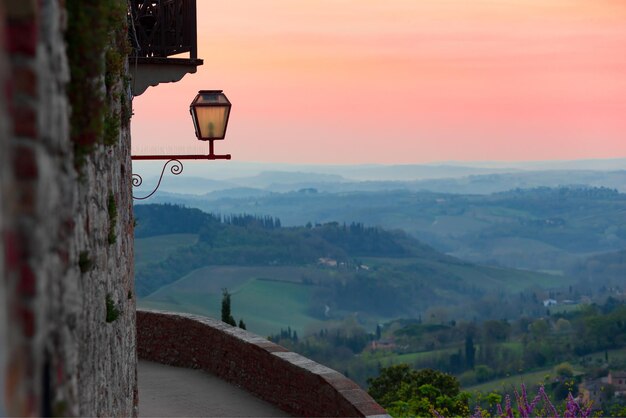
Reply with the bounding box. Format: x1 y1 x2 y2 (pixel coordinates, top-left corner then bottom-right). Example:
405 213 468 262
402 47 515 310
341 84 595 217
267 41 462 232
17 263 35 297
17 306 35 337
6 19 37 56
12 66 37 98
12 105 37 138
12 145 38 179
4 0 38 20
2 230 20 273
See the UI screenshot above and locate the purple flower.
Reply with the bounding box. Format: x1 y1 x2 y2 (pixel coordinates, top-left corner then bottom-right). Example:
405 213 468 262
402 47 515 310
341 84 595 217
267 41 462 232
505 394 513 418
485 385 593 418
432 409 445 418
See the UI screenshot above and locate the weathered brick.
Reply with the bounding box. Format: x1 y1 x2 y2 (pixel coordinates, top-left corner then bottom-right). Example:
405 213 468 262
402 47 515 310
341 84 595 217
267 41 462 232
3 230 21 273
16 182 36 215
5 0 38 20
13 66 37 98
6 19 38 56
12 105 37 137
18 307 35 337
13 145 38 179
18 263 36 296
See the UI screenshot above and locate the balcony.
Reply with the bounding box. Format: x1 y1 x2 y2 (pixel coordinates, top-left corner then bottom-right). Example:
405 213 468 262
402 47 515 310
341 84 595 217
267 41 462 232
137 310 389 417
129 0 204 96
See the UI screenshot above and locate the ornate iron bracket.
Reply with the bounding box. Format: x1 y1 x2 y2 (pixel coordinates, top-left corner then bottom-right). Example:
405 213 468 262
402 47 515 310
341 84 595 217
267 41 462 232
132 159 183 200
131 141 230 200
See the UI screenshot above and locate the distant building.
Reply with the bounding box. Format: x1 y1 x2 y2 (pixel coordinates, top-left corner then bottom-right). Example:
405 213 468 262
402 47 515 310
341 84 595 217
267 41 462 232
579 377 610 406
580 370 626 407
318 257 338 267
371 339 396 351
608 370 626 395
543 299 557 307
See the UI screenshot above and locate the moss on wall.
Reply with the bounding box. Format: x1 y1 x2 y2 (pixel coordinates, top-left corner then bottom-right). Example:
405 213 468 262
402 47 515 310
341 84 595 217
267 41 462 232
105 294 121 323
66 0 131 168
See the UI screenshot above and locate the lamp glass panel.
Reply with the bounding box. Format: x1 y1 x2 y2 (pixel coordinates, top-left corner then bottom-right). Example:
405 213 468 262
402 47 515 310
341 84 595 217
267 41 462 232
196 92 229 105
195 106 230 139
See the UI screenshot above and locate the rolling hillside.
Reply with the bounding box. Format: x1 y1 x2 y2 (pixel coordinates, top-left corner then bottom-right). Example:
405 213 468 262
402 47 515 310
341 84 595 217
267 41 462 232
134 204 574 336
140 186 626 273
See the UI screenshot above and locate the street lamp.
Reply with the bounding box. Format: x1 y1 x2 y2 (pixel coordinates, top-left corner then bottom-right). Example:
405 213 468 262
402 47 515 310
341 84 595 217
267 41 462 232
190 90 231 140
189 90 232 160
131 90 232 199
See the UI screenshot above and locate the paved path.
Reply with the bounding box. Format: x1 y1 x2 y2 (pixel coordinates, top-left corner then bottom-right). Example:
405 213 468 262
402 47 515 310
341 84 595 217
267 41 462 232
138 360 290 417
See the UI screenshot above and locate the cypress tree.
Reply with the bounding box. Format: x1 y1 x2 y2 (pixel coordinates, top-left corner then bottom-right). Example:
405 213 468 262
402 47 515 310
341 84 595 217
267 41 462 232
465 335 475 370
221 288 236 326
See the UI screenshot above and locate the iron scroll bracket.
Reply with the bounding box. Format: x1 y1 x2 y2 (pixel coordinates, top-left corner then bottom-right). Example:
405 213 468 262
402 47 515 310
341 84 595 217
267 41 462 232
131 141 231 200
132 159 183 200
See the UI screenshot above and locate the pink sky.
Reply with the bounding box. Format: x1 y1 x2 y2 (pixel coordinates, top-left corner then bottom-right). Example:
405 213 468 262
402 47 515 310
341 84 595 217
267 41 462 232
131 0 626 164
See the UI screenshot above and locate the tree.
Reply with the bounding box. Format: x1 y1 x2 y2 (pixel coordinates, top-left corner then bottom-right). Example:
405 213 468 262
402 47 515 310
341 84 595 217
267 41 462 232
475 365 493 383
238 319 246 330
554 362 574 378
221 288 236 326
465 335 475 370
482 319 511 343
529 319 549 340
367 364 469 417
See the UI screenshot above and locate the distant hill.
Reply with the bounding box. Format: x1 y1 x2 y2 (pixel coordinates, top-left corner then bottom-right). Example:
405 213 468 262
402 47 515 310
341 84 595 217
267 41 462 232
131 158 626 196
134 204 571 333
569 249 626 288
137 186 626 273
131 158 626 183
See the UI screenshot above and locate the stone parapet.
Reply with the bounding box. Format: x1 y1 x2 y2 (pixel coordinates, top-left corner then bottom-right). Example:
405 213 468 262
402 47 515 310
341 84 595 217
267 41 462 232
137 309 389 418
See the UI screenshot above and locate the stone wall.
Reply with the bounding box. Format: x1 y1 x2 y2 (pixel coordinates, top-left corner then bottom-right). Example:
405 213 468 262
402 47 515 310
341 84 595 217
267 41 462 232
0 1 8 415
137 310 389 418
0 0 136 416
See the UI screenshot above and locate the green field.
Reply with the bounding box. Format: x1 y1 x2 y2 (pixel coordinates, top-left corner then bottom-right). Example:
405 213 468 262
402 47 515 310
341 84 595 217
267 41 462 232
135 233 198 267
465 368 554 393
139 266 325 336
360 347 460 369
464 346 626 394
585 346 626 366
361 256 566 293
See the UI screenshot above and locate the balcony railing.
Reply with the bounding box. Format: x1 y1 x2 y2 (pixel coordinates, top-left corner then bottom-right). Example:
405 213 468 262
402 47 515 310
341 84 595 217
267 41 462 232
130 0 198 60
128 0 203 95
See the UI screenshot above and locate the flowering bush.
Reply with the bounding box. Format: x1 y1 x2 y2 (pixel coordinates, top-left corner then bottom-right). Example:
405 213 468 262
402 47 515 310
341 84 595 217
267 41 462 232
445 384 594 418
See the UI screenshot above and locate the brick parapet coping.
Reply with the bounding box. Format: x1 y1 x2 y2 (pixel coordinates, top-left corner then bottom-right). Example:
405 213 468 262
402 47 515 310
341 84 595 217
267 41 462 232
137 310 390 418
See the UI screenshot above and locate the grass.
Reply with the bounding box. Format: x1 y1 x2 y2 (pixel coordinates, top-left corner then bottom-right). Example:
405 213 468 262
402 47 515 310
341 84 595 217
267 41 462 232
585 346 626 366
134 233 198 267
139 270 323 336
157 265 312 294
359 346 460 370
362 254 570 293
465 368 554 393
464 346 626 394
232 279 322 336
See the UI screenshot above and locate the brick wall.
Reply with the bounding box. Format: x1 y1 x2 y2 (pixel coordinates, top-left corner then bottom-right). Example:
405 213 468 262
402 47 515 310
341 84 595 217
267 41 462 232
0 1 136 416
137 310 389 418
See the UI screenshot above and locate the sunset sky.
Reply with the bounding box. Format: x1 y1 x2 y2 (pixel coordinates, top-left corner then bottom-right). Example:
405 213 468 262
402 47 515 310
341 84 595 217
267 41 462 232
131 0 626 165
